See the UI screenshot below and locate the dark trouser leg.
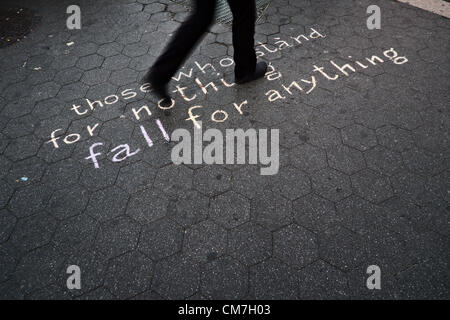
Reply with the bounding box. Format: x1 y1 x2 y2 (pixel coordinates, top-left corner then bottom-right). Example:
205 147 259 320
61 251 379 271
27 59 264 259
227 0 257 79
149 0 216 86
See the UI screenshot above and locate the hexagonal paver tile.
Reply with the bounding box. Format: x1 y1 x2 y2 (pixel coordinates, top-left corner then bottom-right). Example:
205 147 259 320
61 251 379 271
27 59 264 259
228 222 272 266
0 209 16 243
109 68 138 86
126 188 168 225
10 211 57 252
413 126 449 155
76 54 104 71
256 23 279 36
216 32 232 45
129 54 156 71
402 147 445 176
150 12 171 23
116 30 141 45
116 162 157 194
54 67 83 85
8 184 52 217
50 55 78 70
81 68 111 86
1 97 34 119
13 244 66 295
318 226 368 272
307 123 343 149
201 43 227 59
290 143 327 173
278 121 307 147
53 214 98 255
104 251 153 299
138 218 183 260
71 42 98 57
327 145 366 175
165 189 209 227
41 159 82 191
85 83 119 105
0 133 9 155
2 81 29 101
390 170 436 206
274 224 318 268
57 82 89 102
270 166 311 200
336 195 385 235
48 186 90 220
0 245 16 283
351 169 394 204
152 254 200 299
4 134 42 162
122 43 149 58
251 189 292 231
249 258 300 299
97 42 123 57
3 115 38 138
95 216 140 258
154 164 193 196
200 256 247 299
341 124 377 151
102 54 131 71
365 226 417 276
4 157 46 186
0 156 11 181
32 98 64 120
293 193 341 232
158 20 181 34
79 161 120 192
231 166 272 199
210 191 250 229
302 88 334 108
0 181 14 209
29 81 60 102
364 145 403 176
422 205 450 238
183 220 227 263
311 168 352 202
346 73 375 93
297 260 349 299
99 117 135 144
377 125 415 152
423 170 450 207
193 165 231 197
85 186 129 222
144 2 165 14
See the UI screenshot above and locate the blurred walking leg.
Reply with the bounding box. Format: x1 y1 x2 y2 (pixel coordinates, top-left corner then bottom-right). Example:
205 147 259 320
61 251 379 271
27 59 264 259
145 0 217 96
227 0 257 79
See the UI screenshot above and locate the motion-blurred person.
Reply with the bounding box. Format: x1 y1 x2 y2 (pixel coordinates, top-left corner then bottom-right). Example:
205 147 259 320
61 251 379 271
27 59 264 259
142 0 267 104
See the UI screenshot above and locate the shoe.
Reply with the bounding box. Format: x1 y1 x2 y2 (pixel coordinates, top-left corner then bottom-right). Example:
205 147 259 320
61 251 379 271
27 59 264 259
141 71 171 104
235 61 268 85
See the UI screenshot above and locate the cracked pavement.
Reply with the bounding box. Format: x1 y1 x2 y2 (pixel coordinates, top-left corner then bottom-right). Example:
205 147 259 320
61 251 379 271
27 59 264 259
0 0 449 299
